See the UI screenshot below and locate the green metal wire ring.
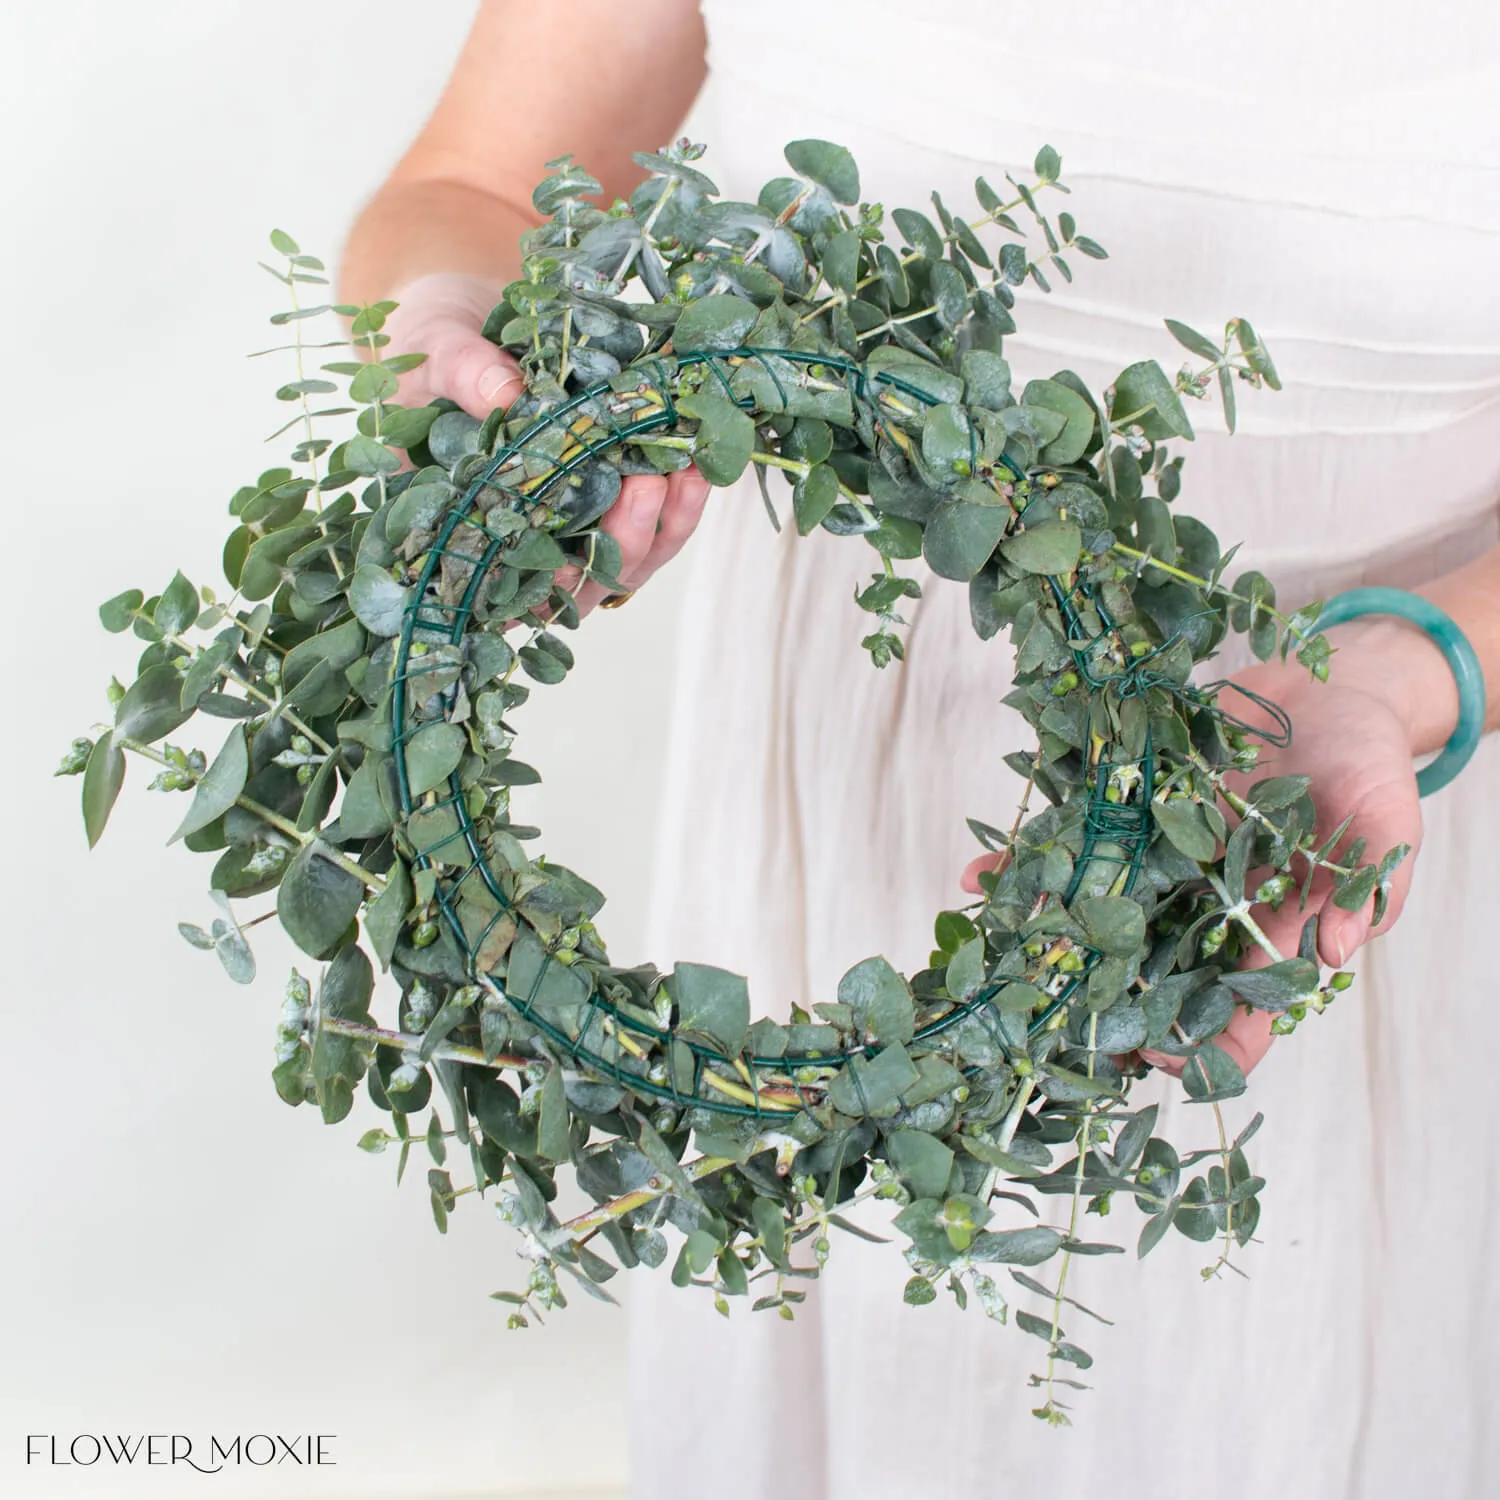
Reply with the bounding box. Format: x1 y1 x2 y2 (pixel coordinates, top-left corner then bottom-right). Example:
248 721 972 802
387 346 1249 1118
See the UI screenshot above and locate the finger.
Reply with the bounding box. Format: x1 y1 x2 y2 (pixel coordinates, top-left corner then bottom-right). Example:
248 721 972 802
960 852 1005 895
1315 789 1423 967
1137 1047 1183 1077
1139 1001 1278 1080
397 320 524 419
1211 1006 1278 1077
434 332 525 419
602 473 670 586
629 467 712 585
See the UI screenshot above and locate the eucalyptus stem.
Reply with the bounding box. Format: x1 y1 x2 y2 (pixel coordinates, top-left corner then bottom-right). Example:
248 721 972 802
320 1014 528 1070
996 1076 1037 1152
561 1155 736 1238
1038 1009 1097 1425
800 172 1055 325
1108 542 1311 646
148 615 335 756
287 268 345 579
1203 1100 1242 1281
113 734 385 891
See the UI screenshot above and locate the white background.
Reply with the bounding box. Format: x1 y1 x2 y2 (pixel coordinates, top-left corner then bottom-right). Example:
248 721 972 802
1 4 704 1495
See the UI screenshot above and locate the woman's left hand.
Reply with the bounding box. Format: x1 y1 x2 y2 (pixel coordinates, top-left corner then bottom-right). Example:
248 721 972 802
962 622 1428 1077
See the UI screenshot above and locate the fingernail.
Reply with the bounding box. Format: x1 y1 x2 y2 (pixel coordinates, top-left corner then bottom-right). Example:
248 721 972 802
629 482 665 522
477 368 512 407
1332 925 1364 967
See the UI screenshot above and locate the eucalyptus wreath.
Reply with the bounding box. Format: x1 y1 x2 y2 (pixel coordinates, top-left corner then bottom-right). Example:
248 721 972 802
63 138 1408 1422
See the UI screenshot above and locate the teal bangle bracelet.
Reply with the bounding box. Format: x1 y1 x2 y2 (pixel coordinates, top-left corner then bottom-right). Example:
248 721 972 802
1308 586 1487 797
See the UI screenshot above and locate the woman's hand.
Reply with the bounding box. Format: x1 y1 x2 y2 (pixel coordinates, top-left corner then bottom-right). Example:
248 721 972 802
384 271 712 619
962 620 1432 1078
1151 635 1424 1075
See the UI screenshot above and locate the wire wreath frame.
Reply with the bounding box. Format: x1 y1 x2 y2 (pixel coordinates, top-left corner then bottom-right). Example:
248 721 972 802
390 345 1291 1124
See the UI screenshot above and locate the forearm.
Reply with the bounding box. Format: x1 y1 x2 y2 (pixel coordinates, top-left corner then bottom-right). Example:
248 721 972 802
339 178 536 307
1319 543 1500 754
336 0 707 307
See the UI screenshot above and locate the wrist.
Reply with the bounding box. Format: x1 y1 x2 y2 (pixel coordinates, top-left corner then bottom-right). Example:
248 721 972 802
1319 615 1460 757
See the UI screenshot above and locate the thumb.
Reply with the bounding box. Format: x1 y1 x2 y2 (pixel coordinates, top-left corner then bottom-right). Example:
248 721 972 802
421 326 525 420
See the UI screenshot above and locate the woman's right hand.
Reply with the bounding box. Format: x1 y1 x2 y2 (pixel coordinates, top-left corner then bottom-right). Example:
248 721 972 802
384 270 712 618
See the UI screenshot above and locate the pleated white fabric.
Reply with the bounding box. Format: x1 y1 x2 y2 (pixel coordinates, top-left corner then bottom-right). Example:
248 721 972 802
628 6 1500 1496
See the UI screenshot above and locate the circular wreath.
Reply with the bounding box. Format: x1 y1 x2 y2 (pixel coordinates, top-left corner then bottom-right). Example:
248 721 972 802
66 138 1407 1422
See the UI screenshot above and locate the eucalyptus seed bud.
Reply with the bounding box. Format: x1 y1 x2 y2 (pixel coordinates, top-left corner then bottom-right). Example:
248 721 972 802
1288 1003 1308 1022
55 738 94 776
411 921 439 949
106 677 126 705
296 764 314 785
1052 671 1079 695
1271 1013 1298 1036
1130 639 1152 658
1330 971 1354 991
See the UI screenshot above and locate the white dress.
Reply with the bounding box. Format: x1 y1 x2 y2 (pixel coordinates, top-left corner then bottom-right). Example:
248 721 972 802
630 4 1500 1497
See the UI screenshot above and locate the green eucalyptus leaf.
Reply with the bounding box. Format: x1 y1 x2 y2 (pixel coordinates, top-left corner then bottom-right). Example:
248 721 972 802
679 392 755 485
839 956 915 1045
116 664 194 745
153 572 198 637
171 725 248 843
278 843 366 957
999 518 1081 577
671 962 750 1055
1021 379 1095 466
82 733 126 847
1109 361 1193 442
1152 798 1216 862
366 857 411 970
673 295 759 354
784 138 859 204
924 502 1009 581
887 1129 954 1200
100 589 144 634
348 565 410 637
403 721 466 797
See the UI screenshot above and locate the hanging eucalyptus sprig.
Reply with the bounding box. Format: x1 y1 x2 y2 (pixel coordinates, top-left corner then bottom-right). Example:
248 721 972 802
61 139 1405 1424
